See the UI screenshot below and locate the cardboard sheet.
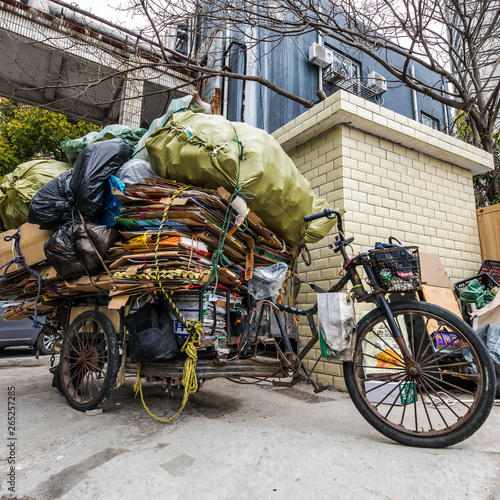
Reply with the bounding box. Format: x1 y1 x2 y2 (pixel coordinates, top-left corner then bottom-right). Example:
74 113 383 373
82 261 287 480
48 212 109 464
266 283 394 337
421 285 461 316
420 254 452 289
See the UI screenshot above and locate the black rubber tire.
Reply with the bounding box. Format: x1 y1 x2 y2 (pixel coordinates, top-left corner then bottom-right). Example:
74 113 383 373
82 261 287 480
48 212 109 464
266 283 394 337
60 310 119 411
344 300 496 448
37 331 54 356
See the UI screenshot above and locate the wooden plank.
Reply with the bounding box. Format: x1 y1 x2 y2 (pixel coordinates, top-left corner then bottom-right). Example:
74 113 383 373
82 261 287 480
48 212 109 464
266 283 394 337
477 205 500 261
421 285 461 316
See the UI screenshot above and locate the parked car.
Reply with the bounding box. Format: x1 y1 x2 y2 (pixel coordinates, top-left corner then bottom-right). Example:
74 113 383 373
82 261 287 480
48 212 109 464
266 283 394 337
0 302 55 355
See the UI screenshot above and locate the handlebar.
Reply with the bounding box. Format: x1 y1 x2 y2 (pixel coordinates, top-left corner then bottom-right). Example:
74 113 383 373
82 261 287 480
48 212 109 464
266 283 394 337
304 209 343 234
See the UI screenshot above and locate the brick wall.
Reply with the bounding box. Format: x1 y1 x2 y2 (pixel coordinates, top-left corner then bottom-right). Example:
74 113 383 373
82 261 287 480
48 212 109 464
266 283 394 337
273 91 494 390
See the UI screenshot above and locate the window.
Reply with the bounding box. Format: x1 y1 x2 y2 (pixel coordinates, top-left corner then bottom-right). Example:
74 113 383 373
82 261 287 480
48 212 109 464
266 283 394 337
323 47 368 98
324 47 360 83
421 112 441 131
175 23 189 56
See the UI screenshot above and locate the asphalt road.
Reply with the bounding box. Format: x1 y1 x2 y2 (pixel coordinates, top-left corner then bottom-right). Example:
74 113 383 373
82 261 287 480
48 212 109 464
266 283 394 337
0 355 500 500
0 347 40 359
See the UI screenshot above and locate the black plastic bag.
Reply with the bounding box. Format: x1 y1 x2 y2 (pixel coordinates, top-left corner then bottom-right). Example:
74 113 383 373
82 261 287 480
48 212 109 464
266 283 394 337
70 138 133 221
44 223 119 280
123 302 179 362
28 169 74 230
115 159 159 187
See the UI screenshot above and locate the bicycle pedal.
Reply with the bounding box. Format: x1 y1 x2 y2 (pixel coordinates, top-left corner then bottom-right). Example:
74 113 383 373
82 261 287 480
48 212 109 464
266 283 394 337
257 336 276 344
313 382 330 394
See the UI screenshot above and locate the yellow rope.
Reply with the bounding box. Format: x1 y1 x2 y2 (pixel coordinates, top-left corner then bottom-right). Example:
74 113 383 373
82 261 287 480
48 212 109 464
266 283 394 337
114 269 210 281
132 185 204 423
133 319 203 423
154 186 191 297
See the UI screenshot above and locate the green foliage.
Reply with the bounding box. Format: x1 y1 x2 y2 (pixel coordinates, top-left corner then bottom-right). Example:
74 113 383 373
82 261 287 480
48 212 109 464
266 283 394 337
0 99 99 176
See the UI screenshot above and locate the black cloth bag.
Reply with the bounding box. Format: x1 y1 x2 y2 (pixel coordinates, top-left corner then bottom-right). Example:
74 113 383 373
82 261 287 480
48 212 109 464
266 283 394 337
123 302 179 363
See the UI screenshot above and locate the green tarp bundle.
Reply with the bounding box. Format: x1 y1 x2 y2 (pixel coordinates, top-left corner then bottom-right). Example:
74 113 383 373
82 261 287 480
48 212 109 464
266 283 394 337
459 278 496 310
61 125 146 163
145 111 336 247
0 159 71 229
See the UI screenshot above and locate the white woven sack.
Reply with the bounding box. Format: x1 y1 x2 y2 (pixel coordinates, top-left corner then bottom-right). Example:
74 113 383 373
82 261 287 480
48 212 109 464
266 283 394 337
317 293 356 361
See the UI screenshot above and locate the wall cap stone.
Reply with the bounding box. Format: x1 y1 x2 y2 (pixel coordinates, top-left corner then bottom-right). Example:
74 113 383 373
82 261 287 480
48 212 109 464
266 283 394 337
272 90 493 175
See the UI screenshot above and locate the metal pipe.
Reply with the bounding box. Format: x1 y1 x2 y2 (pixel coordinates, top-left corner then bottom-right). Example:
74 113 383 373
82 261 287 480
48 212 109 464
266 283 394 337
411 64 419 122
317 27 323 95
2 0 195 64
222 39 247 121
442 81 450 133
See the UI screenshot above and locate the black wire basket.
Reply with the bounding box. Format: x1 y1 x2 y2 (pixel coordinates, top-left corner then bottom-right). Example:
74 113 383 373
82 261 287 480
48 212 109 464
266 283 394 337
369 246 422 293
453 273 499 324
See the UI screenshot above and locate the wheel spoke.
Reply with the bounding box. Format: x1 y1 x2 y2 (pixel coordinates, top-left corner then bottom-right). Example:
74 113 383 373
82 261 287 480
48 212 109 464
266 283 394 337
363 330 405 364
421 361 476 370
419 372 475 408
360 351 405 368
418 344 468 367
356 364 405 373
416 376 452 428
383 379 409 420
414 377 436 432
423 368 479 379
419 370 478 399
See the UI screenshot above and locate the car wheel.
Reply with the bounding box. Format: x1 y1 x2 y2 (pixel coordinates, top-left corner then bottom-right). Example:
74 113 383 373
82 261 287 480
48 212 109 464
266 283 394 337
37 331 55 356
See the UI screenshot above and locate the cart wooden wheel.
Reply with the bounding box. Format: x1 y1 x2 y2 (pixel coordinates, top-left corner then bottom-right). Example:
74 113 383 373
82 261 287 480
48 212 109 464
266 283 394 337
60 310 120 411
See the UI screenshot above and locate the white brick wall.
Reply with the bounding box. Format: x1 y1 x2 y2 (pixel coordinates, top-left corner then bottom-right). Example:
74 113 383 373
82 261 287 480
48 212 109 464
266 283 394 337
273 92 493 390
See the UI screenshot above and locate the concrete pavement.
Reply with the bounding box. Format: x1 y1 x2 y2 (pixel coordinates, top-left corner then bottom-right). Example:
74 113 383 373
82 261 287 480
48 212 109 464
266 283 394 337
1 356 500 500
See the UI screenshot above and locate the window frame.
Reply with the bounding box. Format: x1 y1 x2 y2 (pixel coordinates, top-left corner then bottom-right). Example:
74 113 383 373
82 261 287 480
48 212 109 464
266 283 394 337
324 45 361 81
421 112 441 131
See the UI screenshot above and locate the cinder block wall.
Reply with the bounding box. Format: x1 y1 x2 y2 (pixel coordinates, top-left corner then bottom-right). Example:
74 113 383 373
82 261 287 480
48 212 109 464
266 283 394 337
273 91 494 390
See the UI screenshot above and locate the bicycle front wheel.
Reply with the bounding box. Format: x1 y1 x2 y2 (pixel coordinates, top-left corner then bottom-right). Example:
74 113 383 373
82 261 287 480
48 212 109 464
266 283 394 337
344 300 495 448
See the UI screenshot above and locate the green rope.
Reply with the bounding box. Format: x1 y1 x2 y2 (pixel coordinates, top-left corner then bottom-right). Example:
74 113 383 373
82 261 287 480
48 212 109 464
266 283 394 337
202 127 246 294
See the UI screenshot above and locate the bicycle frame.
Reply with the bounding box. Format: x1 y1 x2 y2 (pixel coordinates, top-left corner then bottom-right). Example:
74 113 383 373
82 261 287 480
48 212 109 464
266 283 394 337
272 209 411 369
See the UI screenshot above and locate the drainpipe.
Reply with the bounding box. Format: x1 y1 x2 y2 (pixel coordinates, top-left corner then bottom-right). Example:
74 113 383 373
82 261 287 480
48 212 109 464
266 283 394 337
442 81 450 133
411 65 419 122
221 39 246 121
318 31 323 95
222 23 230 119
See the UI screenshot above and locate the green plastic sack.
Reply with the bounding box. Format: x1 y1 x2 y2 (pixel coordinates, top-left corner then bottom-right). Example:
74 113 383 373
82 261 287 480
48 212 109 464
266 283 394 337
93 125 146 146
61 125 146 163
145 111 336 247
60 131 98 163
133 94 211 162
0 159 72 229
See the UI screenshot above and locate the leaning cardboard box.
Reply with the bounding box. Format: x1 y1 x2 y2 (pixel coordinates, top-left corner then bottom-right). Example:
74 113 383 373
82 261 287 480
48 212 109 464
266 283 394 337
0 223 53 272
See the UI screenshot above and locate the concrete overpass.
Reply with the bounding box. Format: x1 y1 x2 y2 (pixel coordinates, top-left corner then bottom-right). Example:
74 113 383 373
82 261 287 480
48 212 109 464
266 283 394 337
0 0 196 127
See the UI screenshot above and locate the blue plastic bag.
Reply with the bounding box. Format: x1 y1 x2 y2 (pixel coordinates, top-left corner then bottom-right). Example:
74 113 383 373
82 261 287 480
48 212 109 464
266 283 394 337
96 175 125 227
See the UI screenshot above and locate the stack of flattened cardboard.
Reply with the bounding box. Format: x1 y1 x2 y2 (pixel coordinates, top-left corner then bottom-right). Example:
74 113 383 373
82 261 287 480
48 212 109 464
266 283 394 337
106 179 295 306
0 179 296 328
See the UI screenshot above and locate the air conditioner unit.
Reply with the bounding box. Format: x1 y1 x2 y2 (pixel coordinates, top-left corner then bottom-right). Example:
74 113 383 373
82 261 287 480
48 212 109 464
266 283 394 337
367 71 387 92
309 43 333 69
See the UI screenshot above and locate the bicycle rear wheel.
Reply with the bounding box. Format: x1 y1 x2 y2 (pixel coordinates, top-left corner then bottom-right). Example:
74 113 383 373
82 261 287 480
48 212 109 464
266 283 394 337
344 300 495 448
60 310 119 411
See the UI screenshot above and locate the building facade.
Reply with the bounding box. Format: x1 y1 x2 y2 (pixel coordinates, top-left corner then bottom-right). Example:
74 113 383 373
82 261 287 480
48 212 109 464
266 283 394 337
194 25 452 135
